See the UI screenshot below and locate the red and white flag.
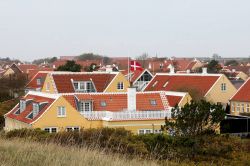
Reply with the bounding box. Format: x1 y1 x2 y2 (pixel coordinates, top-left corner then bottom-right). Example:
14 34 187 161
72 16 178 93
130 60 143 71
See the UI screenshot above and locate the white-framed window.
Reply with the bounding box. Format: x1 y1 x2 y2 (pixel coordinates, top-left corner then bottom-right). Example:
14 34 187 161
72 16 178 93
150 100 157 106
20 100 26 112
138 129 153 135
241 103 245 113
154 129 162 134
100 101 107 107
247 104 250 113
32 103 39 117
231 103 235 112
236 103 240 112
73 81 94 92
221 83 226 91
117 82 124 90
57 106 66 117
66 127 80 132
79 101 92 112
37 78 41 85
44 127 58 133
46 82 50 91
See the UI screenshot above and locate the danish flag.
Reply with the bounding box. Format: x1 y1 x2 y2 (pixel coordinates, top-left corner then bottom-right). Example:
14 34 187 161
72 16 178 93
130 60 143 71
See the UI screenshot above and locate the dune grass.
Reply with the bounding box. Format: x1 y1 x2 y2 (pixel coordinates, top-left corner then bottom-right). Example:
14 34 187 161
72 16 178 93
0 138 161 166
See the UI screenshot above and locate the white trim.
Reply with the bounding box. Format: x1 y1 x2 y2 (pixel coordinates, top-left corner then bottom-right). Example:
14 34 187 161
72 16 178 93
155 73 222 77
132 69 153 85
27 91 60 99
105 123 164 127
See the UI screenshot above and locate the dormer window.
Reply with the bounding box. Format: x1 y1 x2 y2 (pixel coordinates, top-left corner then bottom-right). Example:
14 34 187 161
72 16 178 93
150 100 157 106
20 100 26 112
37 78 41 85
100 101 107 107
32 103 39 117
79 101 92 112
73 81 94 92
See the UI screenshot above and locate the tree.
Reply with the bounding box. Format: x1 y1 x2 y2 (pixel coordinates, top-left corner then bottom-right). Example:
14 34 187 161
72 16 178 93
207 60 222 73
77 53 103 60
56 60 81 72
163 100 225 136
136 53 149 68
225 60 239 66
84 63 100 72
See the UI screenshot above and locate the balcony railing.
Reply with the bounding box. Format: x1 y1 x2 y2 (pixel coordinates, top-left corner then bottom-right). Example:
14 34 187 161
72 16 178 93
80 110 171 121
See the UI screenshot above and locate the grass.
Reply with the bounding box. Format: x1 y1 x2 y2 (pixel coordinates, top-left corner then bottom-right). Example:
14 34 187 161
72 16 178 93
0 138 159 166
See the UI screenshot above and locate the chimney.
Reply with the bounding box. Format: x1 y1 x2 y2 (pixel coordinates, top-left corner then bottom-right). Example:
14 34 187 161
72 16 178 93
127 88 136 111
186 69 190 73
202 67 207 74
232 69 236 72
169 67 175 74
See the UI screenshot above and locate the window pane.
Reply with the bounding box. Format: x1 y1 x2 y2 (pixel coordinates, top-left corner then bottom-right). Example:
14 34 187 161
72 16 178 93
44 128 50 133
51 128 57 133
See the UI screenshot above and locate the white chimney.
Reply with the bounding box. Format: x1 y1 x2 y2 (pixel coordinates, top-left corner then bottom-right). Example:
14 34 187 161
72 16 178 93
186 69 190 73
169 67 175 74
202 67 207 74
232 69 236 72
127 88 136 111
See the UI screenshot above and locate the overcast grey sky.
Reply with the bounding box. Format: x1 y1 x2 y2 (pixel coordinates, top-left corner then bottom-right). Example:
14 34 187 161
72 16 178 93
0 0 250 61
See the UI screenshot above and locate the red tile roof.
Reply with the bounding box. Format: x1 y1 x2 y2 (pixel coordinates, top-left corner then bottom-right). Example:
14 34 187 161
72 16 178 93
26 71 50 90
17 64 39 73
51 72 117 93
231 78 250 102
166 95 182 107
6 94 56 124
144 74 221 97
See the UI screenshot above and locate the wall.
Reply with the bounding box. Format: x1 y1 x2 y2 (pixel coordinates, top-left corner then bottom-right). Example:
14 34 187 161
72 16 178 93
41 74 56 93
32 96 102 131
104 73 130 92
179 93 192 107
205 75 237 105
4 117 31 131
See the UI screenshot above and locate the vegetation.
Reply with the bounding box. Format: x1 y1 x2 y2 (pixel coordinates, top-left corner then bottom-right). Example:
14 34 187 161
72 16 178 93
77 53 111 65
207 60 222 73
84 63 100 72
163 100 225 136
136 53 149 68
0 138 158 166
56 60 82 72
32 57 57 65
225 60 239 66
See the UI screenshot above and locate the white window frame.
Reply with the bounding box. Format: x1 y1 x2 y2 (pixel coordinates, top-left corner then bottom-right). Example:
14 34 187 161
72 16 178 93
221 83 226 92
231 103 235 112
73 81 93 92
44 127 58 133
20 100 26 112
241 103 245 113
66 126 80 132
32 103 39 117
79 101 92 112
100 101 107 107
37 78 41 85
117 82 124 90
150 99 157 106
138 129 153 135
247 104 250 113
57 106 66 117
236 103 240 112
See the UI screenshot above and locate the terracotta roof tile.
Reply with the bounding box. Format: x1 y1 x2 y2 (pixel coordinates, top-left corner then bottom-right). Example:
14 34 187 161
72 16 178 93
26 72 50 90
231 78 250 102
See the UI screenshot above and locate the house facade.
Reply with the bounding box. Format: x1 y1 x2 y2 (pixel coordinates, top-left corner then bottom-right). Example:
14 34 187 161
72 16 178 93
143 71 237 106
41 71 130 93
4 90 191 134
230 78 250 116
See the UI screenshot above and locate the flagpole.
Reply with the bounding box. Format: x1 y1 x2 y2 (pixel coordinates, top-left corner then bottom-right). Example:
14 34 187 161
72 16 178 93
128 56 131 87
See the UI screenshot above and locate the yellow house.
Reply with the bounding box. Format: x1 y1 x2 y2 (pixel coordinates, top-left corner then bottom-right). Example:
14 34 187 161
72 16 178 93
144 69 237 106
4 90 191 134
230 78 250 116
41 71 130 93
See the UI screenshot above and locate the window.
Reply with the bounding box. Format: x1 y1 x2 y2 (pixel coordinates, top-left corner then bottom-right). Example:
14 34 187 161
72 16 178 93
57 106 66 117
154 129 162 134
247 104 250 113
79 101 92 112
236 103 240 112
221 83 226 91
100 101 107 107
20 100 26 112
37 78 41 85
66 127 80 132
150 100 157 106
241 103 245 113
44 127 57 133
32 103 39 117
231 103 235 112
117 82 124 90
152 81 158 87
163 81 169 88
138 129 152 135
46 83 50 91
73 81 94 92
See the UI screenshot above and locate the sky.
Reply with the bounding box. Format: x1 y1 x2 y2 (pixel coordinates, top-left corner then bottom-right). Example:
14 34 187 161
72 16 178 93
0 0 250 61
